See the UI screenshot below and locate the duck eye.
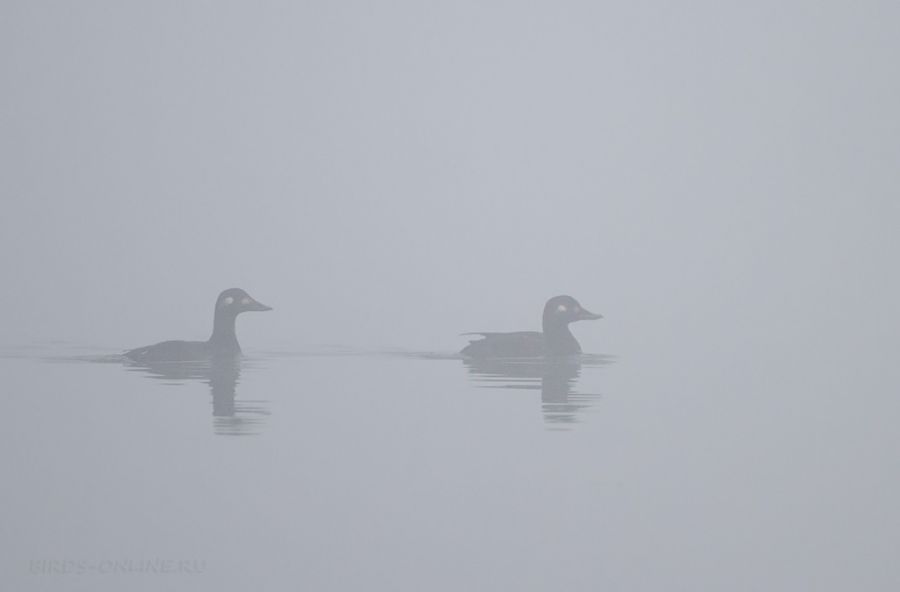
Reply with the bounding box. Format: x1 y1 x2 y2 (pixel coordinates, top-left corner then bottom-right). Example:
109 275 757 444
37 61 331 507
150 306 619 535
241 297 251 305
557 304 568 313
223 296 235 306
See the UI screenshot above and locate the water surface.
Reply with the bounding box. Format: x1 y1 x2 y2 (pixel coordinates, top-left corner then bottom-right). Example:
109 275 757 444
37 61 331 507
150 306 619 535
4 340 899 591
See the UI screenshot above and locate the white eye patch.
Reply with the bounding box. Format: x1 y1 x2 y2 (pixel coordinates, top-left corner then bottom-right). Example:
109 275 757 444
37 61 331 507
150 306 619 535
557 304 568 313
222 296 235 306
241 297 251 305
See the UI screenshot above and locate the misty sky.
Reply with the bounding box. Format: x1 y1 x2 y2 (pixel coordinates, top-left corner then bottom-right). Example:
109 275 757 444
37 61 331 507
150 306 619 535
2 1 898 358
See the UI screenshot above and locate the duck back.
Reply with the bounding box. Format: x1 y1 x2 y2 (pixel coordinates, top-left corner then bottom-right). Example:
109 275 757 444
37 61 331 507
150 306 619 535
461 332 546 358
124 340 214 363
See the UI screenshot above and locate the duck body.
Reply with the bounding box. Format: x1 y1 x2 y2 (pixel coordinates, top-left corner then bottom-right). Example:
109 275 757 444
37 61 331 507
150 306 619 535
124 288 271 363
460 331 546 358
461 295 601 359
124 339 219 363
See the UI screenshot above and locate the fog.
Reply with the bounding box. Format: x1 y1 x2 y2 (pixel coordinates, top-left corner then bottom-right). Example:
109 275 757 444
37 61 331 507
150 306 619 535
3 1 900 591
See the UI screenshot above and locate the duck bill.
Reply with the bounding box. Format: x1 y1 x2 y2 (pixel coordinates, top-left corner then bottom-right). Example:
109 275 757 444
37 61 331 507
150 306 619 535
248 299 273 312
577 308 602 321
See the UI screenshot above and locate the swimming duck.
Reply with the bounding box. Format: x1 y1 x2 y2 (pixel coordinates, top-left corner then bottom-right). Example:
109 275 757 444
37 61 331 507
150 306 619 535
124 288 272 363
460 295 602 358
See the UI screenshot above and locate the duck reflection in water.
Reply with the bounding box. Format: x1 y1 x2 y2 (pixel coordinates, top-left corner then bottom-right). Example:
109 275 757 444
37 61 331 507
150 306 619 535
463 355 609 427
124 356 270 436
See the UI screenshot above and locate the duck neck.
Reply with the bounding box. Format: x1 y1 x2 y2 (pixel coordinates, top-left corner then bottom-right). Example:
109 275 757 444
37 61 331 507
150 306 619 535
209 310 241 353
543 320 581 356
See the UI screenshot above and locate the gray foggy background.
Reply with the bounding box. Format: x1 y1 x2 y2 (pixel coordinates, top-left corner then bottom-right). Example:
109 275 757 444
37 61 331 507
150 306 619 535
3 2 900 591
3 1 896 355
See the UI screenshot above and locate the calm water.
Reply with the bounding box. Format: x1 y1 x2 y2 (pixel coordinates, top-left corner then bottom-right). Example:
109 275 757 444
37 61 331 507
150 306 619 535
4 340 899 591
